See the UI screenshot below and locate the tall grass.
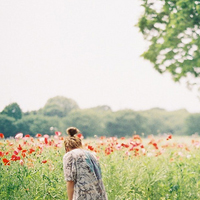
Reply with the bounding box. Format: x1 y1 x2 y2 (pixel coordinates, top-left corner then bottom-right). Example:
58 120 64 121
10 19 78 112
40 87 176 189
0 136 200 199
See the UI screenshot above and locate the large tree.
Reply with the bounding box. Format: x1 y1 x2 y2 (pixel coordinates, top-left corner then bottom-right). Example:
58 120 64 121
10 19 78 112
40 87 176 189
1 103 22 120
138 0 200 89
42 96 79 117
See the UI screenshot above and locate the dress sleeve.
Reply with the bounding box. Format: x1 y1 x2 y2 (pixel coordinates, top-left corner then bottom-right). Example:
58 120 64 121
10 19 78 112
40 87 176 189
63 152 77 182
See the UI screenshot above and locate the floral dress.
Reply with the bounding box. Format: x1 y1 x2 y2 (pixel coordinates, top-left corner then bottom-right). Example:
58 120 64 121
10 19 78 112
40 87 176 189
63 149 108 200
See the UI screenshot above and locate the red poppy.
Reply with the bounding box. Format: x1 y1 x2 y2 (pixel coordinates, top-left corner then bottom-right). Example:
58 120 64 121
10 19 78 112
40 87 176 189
55 131 62 136
2 158 10 165
29 148 35 154
0 151 4 157
36 133 42 138
44 138 48 145
11 155 20 161
166 135 172 140
42 160 47 164
153 142 159 149
0 133 4 139
88 145 94 151
25 134 30 138
77 133 83 139
18 144 23 151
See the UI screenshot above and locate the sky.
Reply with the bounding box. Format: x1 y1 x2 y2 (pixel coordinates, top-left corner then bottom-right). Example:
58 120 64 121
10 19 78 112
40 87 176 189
0 0 200 113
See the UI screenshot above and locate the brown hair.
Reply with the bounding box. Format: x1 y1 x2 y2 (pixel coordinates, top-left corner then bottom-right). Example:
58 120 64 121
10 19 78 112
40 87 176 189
64 127 82 151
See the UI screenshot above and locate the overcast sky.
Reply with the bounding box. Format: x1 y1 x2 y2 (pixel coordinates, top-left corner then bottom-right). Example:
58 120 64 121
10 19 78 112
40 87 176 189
0 0 200 113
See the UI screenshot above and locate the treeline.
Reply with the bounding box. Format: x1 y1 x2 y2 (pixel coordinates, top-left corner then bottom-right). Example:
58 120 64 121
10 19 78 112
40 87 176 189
0 96 199 138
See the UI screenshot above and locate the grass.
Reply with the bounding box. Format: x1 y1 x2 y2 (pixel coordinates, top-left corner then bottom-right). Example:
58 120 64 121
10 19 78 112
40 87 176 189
0 135 200 199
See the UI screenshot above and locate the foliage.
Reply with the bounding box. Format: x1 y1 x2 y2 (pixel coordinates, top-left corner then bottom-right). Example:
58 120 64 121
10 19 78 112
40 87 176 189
62 109 107 137
185 113 200 135
41 96 79 117
14 115 60 136
1 103 22 120
106 110 147 137
138 0 200 87
0 115 16 137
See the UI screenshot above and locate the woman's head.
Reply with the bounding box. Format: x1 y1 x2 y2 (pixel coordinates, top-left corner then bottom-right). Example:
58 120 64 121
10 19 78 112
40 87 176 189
64 127 82 152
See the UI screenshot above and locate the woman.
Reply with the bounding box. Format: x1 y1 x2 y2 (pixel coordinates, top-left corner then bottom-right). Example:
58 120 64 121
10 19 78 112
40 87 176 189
63 127 108 200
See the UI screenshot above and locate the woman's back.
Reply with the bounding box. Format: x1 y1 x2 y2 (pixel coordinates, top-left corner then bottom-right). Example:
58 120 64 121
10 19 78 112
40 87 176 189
63 149 108 200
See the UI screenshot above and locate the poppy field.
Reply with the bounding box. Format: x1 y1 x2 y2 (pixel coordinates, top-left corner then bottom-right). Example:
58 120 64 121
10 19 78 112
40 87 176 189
0 132 200 200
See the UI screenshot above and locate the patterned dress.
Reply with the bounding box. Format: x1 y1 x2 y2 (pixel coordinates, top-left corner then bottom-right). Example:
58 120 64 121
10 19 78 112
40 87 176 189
63 148 108 200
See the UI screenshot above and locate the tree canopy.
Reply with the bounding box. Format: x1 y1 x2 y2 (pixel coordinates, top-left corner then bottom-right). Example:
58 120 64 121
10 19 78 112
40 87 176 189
138 0 200 88
41 96 79 117
1 103 22 120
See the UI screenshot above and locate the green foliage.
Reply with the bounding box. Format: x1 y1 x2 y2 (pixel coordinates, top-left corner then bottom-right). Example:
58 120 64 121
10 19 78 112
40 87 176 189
1 103 22 120
106 110 147 137
185 113 200 135
62 109 107 137
14 115 60 136
0 115 16 137
137 0 200 86
139 108 189 135
41 96 79 117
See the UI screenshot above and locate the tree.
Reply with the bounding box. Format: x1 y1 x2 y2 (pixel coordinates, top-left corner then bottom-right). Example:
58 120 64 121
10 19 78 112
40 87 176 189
106 110 147 137
62 109 106 138
0 115 16 137
138 0 200 89
42 96 79 117
185 113 200 135
1 103 22 120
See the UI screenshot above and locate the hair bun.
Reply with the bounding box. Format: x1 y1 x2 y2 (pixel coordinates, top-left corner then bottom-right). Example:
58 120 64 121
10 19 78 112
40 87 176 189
66 127 79 137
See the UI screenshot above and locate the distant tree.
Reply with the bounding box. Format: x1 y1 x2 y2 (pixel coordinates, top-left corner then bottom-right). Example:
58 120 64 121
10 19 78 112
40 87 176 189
62 109 106 138
185 113 200 135
1 103 22 120
42 96 79 117
0 115 16 137
138 0 200 89
106 110 147 137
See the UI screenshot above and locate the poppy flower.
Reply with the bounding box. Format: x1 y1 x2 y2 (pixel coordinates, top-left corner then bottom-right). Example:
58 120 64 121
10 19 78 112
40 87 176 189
2 158 10 165
0 133 4 139
29 148 35 154
11 155 20 161
77 133 84 139
15 133 23 139
55 131 62 136
0 151 4 157
18 144 23 151
166 135 172 140
25 134 30 138
88 145 94 151
42 160 47 164
36 133 42 138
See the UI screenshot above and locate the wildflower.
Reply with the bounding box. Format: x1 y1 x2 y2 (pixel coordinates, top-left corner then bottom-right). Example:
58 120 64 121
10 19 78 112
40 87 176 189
55 131 62 136
166 135 172 140
18 144 23 151
88 145 94 151
0 133 4 139
15 133 23 139
29 148 35 154
11 155 20 161
43 135 49 138
2 158 10 165
25 134 30 138
0 151 4 157
77 133 84 139
20 159 24 166
36 133 42 138
42 160 47 164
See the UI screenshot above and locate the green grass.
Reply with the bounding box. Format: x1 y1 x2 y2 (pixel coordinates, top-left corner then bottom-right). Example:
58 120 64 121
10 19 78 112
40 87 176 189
1 136 200 199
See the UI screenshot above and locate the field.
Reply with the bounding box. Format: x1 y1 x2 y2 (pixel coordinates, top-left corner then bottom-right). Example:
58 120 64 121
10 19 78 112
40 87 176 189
0 133 200 200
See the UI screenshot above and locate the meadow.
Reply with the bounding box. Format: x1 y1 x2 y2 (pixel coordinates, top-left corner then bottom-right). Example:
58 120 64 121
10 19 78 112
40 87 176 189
0 132 200 200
